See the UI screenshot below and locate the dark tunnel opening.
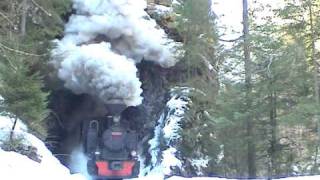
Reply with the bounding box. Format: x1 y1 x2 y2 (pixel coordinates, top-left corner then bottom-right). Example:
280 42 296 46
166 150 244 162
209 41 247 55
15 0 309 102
45 89 147 169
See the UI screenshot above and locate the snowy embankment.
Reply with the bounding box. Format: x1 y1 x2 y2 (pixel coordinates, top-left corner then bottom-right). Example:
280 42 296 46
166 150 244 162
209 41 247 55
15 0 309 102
0 115 86 180
132 175 320 180
0 115 319 180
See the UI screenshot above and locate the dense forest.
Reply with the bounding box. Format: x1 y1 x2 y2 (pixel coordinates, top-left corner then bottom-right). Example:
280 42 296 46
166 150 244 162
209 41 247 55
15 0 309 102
1 0 320 179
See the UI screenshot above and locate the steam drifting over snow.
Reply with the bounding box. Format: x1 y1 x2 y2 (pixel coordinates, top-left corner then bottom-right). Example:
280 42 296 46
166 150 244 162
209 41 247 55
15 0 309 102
52 0 180 106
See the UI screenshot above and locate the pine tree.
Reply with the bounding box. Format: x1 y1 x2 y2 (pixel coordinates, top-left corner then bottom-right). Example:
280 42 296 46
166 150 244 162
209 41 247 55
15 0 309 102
175 0 218 79
0 53 49 137
274 0 320 173
173 0 222 175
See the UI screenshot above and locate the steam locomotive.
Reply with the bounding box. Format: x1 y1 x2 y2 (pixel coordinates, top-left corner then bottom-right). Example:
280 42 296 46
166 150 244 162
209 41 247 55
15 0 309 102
82 116 139 180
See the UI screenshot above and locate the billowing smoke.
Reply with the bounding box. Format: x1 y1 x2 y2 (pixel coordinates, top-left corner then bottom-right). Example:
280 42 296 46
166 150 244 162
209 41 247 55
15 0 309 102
51 0 180 106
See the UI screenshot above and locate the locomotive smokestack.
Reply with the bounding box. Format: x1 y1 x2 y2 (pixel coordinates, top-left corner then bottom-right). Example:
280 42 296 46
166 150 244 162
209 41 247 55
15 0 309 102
105 104 127 116
113 116 120 123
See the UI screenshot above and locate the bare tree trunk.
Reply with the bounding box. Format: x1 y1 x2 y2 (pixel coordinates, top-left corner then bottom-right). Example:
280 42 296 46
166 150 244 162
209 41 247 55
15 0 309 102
9 117 18 141
308 1 320 170
270 92 278 177
20 0 29 37
9 0 15 39
243 0 256 178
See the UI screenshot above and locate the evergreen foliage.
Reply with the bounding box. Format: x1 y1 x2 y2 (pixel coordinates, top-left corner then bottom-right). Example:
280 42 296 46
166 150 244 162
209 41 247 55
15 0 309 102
0 53 49 136
173 0 222 175
0 0 71 137
175 0 218 77
211 0 320 178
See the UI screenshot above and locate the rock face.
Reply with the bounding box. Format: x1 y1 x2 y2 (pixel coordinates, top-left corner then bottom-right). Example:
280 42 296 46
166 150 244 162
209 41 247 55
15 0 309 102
146 0 183 42
147 0 173 6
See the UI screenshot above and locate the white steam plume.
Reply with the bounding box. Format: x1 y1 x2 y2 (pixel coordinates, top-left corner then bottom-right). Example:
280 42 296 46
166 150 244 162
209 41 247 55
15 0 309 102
69 147 92 180
52 42 143 106
52 0 180 106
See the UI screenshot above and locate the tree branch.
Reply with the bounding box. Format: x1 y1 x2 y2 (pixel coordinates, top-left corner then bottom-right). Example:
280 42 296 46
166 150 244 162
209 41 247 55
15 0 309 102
0 42 47 57
218 36 243 42
31 0 52 17
0 11 15 27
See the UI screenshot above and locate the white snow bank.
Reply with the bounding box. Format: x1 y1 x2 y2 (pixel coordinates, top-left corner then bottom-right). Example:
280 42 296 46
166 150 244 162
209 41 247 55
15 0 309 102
170 175 320 180
0 115 85 180
168 177 233 180
277 176 320 180
0 149 85 180
131 175 320 180
1 116 319 180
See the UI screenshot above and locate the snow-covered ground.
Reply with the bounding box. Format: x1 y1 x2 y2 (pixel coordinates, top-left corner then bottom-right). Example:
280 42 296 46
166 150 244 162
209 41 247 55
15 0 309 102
0 115 86 180
0 149 85 180
132 175 320 180
0 115 319 180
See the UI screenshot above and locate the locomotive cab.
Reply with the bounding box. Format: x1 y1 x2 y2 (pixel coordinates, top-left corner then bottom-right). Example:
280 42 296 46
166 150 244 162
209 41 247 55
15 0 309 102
83 116 139 179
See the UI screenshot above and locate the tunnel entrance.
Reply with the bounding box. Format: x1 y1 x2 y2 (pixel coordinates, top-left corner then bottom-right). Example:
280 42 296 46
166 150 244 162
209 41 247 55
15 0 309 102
45 89 145 170
44 60 170 175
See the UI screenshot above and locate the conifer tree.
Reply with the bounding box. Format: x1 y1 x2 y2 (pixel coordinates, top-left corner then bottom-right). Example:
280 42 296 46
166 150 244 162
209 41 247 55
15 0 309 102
173 0 221 175
0 53 49 137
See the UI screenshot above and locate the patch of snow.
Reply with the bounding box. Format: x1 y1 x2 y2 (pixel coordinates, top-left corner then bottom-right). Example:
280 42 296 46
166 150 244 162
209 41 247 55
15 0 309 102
163 96 189 141
145 88 191 177
162 147 182 175
152 4 173 15
147 113 168 169
172 0 180 5
0 115 85 180
216 145 224 163
190 156 210 176
0 116 27 133
206 60 214 71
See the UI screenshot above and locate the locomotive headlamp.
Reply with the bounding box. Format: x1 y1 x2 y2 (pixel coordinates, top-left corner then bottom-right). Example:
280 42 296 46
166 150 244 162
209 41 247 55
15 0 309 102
131 150 137 157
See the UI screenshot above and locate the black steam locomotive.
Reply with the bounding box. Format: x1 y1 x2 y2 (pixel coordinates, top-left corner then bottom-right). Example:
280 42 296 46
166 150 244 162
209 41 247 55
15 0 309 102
82 116 139 179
